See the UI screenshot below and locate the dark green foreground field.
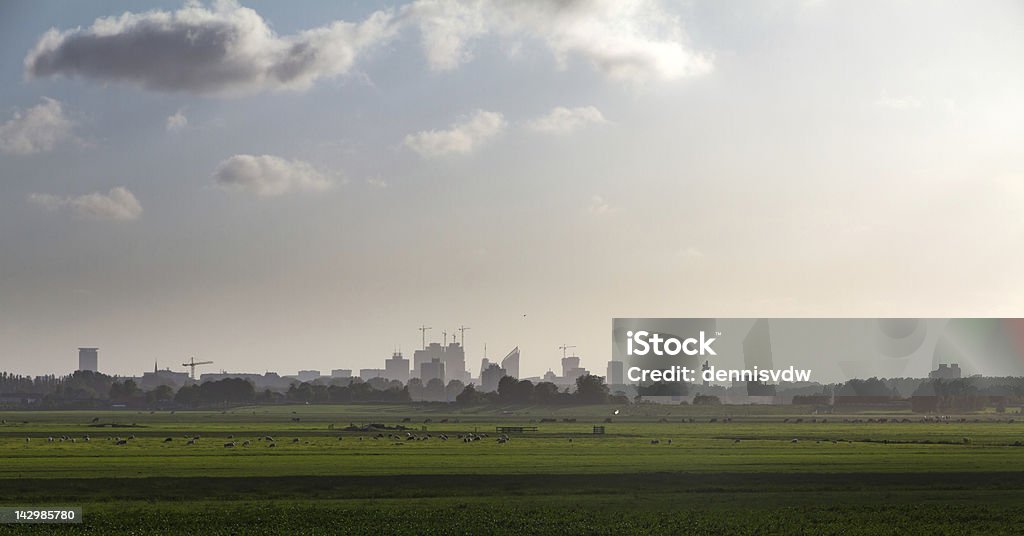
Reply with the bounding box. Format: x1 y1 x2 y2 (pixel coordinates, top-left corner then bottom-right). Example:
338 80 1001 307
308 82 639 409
1 404 1022 534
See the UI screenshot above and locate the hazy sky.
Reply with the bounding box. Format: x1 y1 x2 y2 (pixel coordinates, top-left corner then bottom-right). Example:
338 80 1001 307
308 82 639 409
1 1 1022 380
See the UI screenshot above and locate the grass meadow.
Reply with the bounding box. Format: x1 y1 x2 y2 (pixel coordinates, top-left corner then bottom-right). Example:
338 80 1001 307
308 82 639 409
1 404 1022 534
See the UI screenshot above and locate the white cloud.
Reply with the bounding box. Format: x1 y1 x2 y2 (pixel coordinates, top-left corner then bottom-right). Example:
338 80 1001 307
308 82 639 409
527 106 607 134
213 154 333 197
24 1 399 95
166 109 188 131
875 90 923 110
29 187 142 221
0 97 74 155
402 0 712 81
24 1 709 95
588 194 615 215
404 110 505 157
366 177 389 189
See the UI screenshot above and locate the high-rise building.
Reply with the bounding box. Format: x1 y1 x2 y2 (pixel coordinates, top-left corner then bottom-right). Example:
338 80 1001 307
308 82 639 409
501 347 520 379
606 360 624 385
359 368 386 381
929 363 961 380
78 348 98 372
297 370 321 382
561 355 580 378
480 363 507 392
413 339 468 383
564 366 589 385
444 341 467 383
420 358 445 384
414 343 445 377
385 351 410 383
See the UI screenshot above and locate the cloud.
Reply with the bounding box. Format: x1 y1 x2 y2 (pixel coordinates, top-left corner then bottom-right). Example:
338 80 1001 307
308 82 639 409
0 97 74 155
166 109 188 131
24 1 399 95
588 194 616 215
404 110 505 157
527 106 607 134
875 91 922 110
402 0 712 81
29 187 142 221
213 154 333 197
366 177 389 189
24 1 708 95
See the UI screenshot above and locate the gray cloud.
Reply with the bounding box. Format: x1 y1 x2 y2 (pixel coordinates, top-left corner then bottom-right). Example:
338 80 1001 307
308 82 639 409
24 1 398 95
24 1 709 96
404 109 505 157
0 97 74 155
29 187 143 221
213 154 333 197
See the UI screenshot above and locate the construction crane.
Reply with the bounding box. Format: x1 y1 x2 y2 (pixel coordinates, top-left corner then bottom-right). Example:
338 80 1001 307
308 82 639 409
559 345 577 359
182 356 213 380
458 325 470 346
418 325 432 349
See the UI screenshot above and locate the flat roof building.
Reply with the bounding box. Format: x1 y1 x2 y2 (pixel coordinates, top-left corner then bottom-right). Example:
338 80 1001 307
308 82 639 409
78 348 98 373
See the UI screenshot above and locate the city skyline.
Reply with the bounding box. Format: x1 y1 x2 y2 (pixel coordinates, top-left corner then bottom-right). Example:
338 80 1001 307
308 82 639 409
2 1 1023 379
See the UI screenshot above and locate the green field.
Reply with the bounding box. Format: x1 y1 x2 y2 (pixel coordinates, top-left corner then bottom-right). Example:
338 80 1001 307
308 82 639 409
1 405 1022 534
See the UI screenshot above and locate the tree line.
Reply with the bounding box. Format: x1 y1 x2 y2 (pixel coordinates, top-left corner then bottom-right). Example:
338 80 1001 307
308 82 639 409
0 369 622 409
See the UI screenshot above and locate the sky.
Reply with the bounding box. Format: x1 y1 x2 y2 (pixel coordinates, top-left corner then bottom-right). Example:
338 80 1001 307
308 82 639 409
1 0 1022 381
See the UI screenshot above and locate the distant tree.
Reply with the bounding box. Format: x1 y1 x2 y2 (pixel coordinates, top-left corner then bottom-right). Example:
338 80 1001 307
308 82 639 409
407 378 424 401
533 382 561 404
425 378 446 402
456 385 483 405
445 380 465 402
109 379 140 401
197 378 255 405
637 382 687 396
146 384 174 404
574 374 609 404
498 377 535 404
693 394 721 405
174 384 201 407
366 377 390 391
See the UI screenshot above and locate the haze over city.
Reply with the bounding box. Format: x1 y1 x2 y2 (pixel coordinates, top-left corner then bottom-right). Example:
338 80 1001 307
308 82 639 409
1 1 1023 380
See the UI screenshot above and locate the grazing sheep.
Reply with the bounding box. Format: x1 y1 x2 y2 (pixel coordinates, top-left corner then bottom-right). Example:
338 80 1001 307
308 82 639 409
242 441 251 447
186 439 196 445
734 439 741 444
268 443 276 448
116 439 128 446
164 438 173 443
224 442 236 448
650 439 660 445
791 438 799 443
292 438 300 443
25 438 30 443
667 439 673 445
